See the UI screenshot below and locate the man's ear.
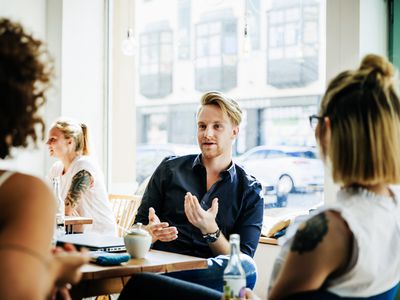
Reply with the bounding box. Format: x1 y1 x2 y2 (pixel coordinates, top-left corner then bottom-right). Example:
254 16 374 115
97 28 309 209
232 126 239 139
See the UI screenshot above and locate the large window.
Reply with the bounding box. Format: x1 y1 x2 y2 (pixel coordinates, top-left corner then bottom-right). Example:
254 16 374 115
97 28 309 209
113 0 326 221
267 0 319 88
246 0 261 50
139 27 173 98
195 13 238 92
177 0 191 60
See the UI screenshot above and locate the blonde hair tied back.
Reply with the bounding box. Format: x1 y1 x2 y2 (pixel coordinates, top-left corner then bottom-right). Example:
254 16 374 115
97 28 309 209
358 54 396 90
319 54 400 186
52 118 90 155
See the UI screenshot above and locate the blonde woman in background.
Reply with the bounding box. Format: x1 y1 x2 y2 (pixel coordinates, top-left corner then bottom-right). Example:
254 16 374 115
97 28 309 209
47 119 116 235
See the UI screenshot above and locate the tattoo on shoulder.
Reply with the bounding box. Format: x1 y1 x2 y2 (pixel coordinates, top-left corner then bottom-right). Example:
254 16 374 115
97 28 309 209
290 212 329 254
65 170 93 208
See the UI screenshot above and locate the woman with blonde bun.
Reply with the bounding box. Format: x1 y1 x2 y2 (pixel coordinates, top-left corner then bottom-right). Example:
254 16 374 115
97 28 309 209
47 119 116 235
265 54 400 299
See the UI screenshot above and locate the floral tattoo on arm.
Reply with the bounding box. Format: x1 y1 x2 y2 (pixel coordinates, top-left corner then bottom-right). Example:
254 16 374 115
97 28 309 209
290 212 328 254
65 170 93 209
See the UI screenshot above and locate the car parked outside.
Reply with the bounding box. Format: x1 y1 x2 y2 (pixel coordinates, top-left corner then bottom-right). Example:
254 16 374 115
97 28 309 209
136 143 199 185
235 145 324 194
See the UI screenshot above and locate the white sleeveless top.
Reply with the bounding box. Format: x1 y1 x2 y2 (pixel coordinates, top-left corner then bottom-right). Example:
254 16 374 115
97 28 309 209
270 187 400 297
0 171 14 187
323 188 400 296
48 156 116 236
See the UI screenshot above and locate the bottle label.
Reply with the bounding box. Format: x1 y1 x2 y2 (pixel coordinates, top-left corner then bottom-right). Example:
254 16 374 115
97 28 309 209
223 277 246 300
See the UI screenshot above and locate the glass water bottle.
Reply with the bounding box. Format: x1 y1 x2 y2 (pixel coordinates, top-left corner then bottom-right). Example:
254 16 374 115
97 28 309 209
223 234 246 300
52 177 65 239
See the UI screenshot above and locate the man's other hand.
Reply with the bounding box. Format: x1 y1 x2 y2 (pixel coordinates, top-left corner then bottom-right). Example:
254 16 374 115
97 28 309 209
146 207 178 243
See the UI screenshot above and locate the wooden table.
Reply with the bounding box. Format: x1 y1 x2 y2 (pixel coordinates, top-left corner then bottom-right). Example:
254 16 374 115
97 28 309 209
259 236 278 245
70 249 208 299
64 216 93 234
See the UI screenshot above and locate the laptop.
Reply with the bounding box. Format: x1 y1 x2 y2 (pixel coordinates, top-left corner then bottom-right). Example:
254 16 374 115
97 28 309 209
56 233 126 252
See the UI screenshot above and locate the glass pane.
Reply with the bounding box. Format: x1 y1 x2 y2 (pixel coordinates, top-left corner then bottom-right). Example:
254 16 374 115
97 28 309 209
161 31 172 43
223 35 237 54
209 22 221 35
304 21 318 43
209 35 221 55
285 23 298 45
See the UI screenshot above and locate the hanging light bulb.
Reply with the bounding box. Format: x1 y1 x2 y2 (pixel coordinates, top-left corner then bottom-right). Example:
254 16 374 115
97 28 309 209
121 28 135 56
243 24 251 57
242 1 251 58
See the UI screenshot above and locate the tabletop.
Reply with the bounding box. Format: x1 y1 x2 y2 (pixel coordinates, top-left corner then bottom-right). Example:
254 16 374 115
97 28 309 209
64 216 93 226
64 216 93 234
71 249 208 299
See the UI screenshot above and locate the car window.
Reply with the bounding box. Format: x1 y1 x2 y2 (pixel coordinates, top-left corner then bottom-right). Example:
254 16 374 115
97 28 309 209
287 150 317 159
246 150 267 160
266 150 286 158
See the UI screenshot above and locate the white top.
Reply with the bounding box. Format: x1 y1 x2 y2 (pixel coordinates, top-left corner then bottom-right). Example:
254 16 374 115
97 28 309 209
48 156 116 236
324 188 400 296
270 187 400 297
0 171 14 187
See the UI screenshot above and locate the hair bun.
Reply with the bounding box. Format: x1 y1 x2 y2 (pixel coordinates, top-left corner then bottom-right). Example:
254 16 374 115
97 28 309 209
359 54 395 78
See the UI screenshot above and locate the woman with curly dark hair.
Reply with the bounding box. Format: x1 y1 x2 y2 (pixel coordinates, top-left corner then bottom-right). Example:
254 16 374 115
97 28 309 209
0 18 88 299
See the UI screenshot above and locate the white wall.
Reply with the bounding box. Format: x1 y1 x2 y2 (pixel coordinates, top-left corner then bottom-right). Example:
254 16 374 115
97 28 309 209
324 0 388 204
61 0 107 171
0 0 108 180
360 0 388 59
0 0 49 176
1 0 46 38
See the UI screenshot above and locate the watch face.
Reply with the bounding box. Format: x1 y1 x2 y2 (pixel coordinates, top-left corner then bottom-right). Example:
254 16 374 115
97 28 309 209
203 229 220 243
204 235 218 243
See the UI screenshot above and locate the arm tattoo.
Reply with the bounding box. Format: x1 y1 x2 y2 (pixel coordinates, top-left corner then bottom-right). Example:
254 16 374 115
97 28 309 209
65 170 92 209
290 212 328 254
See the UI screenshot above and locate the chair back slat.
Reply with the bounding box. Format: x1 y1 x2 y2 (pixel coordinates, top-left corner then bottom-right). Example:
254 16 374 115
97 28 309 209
109 194 142 237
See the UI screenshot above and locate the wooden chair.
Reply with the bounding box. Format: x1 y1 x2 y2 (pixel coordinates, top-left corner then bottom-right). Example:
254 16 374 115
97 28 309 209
96 195 142 300
109 194 142 237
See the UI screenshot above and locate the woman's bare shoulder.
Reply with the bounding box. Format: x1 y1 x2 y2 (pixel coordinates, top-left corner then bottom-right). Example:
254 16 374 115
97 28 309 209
0 172 55 217
291 210 351 253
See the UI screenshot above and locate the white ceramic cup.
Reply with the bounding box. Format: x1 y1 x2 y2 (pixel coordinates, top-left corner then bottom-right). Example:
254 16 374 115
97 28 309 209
124 223 152 258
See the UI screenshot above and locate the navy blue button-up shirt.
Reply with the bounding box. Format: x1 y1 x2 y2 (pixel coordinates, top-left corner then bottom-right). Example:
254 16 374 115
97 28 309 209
135 154 264 258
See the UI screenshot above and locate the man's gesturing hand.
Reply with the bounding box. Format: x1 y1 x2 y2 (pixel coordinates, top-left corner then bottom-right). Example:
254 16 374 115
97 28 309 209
184 192 219 234
146 207 178 244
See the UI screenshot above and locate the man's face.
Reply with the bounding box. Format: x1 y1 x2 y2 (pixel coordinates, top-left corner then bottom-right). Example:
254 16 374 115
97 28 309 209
197 104 239 160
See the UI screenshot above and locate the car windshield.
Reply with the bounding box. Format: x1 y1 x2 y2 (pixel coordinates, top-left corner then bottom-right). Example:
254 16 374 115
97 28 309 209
286 150 317 159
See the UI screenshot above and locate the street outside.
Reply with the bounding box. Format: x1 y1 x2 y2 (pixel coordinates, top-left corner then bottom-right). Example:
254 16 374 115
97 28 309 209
262 191 324 237
265 191 323 211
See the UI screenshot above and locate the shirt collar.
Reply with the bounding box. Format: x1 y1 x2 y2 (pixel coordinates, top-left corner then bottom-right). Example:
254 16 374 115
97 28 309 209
192 154 236 182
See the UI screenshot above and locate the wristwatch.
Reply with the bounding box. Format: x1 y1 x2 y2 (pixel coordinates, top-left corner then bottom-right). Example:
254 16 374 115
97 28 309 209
202 228 221 243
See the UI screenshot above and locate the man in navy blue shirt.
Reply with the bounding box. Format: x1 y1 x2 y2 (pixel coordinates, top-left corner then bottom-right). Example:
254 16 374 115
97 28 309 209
135 91 264 291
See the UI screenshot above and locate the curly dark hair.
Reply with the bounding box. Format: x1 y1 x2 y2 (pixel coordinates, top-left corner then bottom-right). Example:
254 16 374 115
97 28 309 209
0 18 52 159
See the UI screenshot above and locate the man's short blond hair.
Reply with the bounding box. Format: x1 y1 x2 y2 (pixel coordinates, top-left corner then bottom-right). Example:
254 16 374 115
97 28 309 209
319 54 400 186
198 91 242 126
